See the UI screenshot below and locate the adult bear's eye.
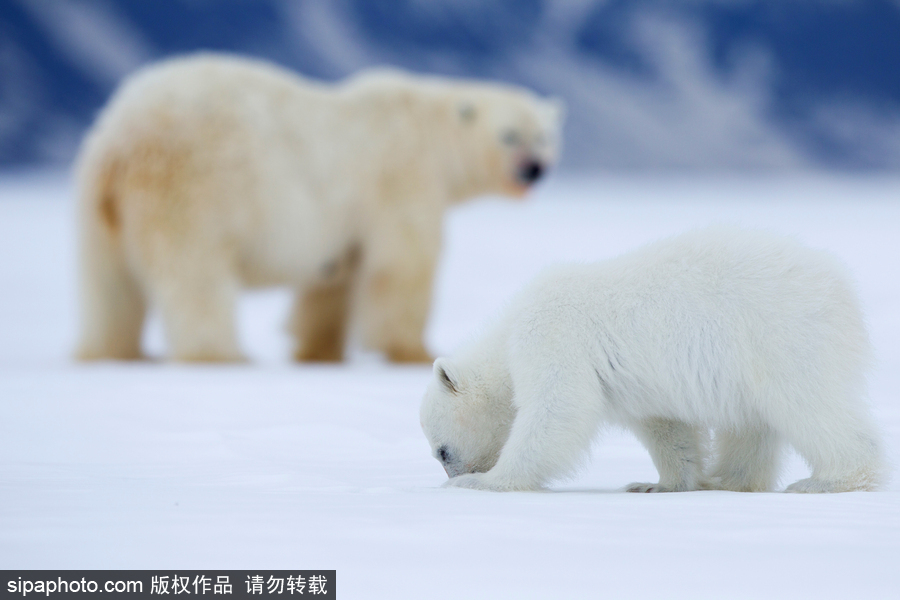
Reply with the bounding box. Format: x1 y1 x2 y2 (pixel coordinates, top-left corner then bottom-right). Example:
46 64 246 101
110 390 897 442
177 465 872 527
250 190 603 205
437 445 451 463
501 129 521 146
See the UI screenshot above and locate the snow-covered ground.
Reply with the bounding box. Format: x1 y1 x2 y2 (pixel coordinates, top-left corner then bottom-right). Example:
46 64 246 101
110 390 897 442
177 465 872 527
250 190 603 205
1 170 898 598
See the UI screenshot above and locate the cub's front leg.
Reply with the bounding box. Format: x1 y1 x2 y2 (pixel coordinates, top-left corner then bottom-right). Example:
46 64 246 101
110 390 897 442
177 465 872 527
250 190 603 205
446 364 606 491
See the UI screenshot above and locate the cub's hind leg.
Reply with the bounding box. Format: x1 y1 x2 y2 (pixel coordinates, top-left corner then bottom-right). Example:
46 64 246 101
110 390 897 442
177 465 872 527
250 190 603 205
780 407 884 493
627 418 708 493
706 424 782 492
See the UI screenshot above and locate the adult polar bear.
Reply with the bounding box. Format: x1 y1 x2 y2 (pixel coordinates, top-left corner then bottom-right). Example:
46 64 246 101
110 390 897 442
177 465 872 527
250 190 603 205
421 227 885 493
75 53 563 363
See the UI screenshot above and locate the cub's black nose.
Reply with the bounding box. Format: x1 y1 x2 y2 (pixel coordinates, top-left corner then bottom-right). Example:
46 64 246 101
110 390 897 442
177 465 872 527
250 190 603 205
518 160 544 185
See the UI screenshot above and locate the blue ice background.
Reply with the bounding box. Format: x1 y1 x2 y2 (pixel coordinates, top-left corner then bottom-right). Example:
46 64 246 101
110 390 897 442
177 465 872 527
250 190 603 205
2 0 900 169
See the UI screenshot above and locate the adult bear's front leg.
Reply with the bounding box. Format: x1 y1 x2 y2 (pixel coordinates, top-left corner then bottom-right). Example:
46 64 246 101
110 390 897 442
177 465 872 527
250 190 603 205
357 264 436 363
356 213 441 363
290 246 359 362
290 281 351 362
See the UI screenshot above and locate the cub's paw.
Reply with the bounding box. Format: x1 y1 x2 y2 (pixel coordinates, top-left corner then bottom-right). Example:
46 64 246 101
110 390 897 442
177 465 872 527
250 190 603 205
443 473 497 491
786 470 881 493
626 482 673 493
785 478 837 493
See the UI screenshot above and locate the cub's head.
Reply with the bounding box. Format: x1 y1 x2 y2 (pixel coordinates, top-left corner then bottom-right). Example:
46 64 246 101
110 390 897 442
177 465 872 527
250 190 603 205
451 83 565 200
420 358 513 479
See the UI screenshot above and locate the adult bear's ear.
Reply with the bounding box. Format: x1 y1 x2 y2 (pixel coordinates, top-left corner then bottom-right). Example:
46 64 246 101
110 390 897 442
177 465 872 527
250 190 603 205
547 96 566 125
458 101 477 124
433 358 460 394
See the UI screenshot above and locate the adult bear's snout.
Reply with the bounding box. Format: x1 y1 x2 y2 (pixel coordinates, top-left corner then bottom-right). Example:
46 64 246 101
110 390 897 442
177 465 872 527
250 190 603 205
517 160 545 185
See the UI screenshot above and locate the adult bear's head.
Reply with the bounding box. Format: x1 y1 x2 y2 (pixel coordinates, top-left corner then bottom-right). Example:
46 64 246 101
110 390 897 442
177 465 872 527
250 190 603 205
342 68 565 202
449 82 565 199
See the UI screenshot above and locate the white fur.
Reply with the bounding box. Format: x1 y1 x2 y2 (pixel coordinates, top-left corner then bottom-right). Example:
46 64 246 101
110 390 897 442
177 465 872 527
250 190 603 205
420 227 886 493
74 53 563 362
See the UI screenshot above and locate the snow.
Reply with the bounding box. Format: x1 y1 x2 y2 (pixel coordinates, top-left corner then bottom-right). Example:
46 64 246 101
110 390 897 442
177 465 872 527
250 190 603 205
1 170 898 598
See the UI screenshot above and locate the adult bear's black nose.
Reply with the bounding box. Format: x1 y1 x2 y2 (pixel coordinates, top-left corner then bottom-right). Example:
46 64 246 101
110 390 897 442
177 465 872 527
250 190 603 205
518 160 544 185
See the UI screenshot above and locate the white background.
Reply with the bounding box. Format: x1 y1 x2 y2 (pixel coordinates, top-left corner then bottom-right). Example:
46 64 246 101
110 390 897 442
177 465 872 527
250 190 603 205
1 171 898 598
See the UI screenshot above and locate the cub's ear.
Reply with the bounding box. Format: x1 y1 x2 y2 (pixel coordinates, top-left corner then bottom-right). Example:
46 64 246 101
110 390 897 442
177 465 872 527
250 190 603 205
433 358 460 394
458 101 477 124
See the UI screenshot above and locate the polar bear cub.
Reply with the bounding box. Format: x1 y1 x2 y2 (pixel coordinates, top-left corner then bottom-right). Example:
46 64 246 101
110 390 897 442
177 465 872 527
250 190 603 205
421 227 885 493
74 53 563 363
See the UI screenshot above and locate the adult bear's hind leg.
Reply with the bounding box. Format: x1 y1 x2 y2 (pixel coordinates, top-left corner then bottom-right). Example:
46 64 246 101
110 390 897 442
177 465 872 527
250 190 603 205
75 205 146 360
149 257 244 363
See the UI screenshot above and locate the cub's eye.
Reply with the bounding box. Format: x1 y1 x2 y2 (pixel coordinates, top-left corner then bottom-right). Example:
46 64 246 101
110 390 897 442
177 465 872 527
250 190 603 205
437 445 450 463
501 129 521 146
